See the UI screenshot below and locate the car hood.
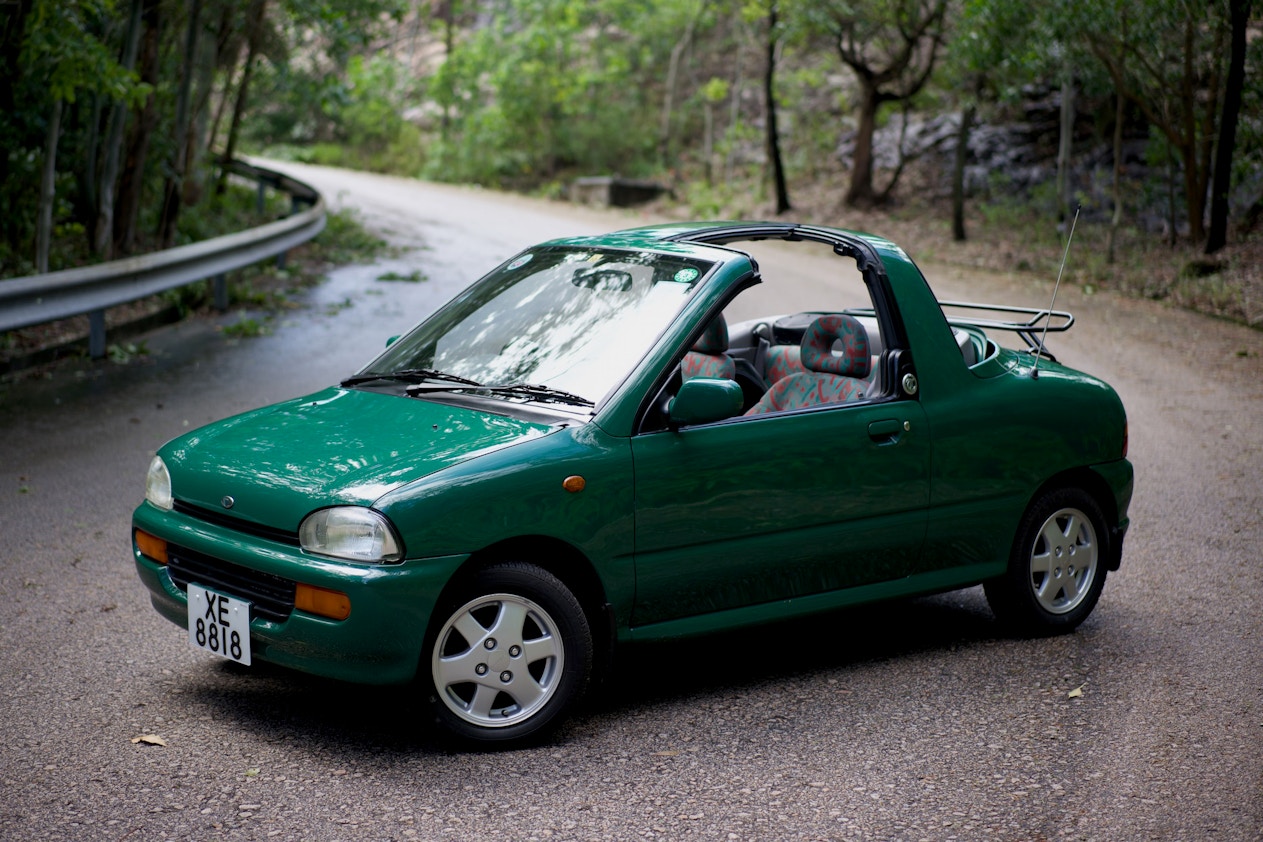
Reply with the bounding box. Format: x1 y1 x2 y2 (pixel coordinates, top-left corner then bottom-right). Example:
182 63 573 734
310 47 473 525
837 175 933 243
161 387 555 532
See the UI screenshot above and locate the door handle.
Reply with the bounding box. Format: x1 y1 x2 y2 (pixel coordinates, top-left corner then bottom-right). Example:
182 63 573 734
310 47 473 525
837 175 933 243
867 418 907 444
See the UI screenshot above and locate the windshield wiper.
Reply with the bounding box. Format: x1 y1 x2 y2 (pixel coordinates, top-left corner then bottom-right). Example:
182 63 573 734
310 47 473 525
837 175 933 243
479 383 595 407
406 381 594 407
341 368 484 388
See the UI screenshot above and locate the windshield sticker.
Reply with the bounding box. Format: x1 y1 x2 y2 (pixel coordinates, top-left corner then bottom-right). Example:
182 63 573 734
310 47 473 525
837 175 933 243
506 253 533 270
672 267 700 284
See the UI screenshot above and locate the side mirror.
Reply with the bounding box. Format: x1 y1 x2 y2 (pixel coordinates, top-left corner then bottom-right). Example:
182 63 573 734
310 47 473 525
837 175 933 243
668 378 744 427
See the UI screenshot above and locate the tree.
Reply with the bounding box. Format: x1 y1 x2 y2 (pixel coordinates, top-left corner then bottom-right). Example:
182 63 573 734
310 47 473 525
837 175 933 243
113 0 162 254
801 0 947 208
422 0 702 185
1090 0 1231 243
92 0 145 258
157 0 203 248
659 0 707 169
1205 0 1252 254
761 1 790 212
217 0 269 195
12 0 139 271
940 0 1034 241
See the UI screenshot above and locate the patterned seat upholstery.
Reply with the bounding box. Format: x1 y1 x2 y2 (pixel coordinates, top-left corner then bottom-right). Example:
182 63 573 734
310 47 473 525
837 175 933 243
745 315 870 415
764 344 805 383
681 315 736 382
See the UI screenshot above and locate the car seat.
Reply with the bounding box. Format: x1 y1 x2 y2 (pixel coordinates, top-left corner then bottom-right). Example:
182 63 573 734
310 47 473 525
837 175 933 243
681 315 737 382
744 314 870 415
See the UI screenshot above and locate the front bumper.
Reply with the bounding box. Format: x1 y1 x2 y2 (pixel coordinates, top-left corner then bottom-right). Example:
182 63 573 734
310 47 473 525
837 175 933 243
132 502 466 685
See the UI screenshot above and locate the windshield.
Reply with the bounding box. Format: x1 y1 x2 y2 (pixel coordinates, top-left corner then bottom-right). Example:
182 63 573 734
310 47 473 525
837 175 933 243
359 246 712 406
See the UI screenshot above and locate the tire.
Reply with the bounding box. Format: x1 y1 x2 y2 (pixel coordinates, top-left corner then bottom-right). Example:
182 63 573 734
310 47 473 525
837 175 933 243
426 562 593 746
984 487 1109 636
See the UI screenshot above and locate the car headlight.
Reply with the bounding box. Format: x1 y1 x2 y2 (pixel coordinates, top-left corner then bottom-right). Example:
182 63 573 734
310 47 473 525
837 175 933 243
299 507 402 564
146 456 173 511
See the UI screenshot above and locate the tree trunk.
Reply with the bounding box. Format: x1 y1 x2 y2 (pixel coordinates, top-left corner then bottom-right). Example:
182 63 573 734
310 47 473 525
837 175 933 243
1181 144 1206 243
951 103 974 242
725 23 744 185
206 54 240 159
92 0 144 259
765 4 790 214
845 82 880 208
114 0 162 255
703 101 714 186
1177 14 1208 242
36 98 63 274
1055 71 1075 226
217 0 267 196
440 0 454 142
0 0 32 251
76 97 103 247
184 10 224 208
658 10 697 169
1205 0 1250 254
1107 90 1124 264
1166 134 1177 247
158 0 203 248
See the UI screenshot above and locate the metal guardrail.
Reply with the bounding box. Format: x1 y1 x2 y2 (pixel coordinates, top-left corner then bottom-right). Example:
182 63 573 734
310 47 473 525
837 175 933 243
0 159 325 358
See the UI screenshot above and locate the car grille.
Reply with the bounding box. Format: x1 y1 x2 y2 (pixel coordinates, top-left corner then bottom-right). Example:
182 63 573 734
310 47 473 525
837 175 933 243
173 500 299 545
167 545 296 623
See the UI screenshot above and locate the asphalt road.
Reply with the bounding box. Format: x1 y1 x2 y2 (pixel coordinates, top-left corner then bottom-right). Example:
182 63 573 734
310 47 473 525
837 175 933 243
1 163 1260 841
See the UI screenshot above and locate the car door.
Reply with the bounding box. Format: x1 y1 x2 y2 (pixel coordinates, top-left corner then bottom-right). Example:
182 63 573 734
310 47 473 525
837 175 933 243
629 398 930 628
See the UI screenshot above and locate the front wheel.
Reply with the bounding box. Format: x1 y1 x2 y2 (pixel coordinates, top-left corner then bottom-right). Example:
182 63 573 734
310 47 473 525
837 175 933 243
985 487 1109 636
425 563 592 746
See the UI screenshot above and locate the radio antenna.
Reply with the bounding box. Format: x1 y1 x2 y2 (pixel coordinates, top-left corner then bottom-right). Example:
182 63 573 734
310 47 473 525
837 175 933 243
1032 205 1080 379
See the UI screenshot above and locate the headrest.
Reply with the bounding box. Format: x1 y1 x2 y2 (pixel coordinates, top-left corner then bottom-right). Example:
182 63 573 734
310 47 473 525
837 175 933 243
800 315 870 378
692 314 729 355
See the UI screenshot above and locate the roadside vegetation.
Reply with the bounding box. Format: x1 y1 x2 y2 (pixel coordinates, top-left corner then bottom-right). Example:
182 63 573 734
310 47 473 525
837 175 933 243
0 196 387 374
1 0 1259 327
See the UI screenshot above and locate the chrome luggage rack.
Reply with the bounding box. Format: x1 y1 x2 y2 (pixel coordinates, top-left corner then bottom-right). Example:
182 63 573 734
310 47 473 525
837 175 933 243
937 301 1074 361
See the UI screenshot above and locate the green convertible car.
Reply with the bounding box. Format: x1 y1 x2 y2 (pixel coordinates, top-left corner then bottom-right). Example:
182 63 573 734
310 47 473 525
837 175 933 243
133 221 1132 745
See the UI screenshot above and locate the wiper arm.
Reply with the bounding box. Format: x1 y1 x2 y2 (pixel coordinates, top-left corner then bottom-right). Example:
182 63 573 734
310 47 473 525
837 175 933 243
479 383 595 407
406 381 594 407
341 368 484 388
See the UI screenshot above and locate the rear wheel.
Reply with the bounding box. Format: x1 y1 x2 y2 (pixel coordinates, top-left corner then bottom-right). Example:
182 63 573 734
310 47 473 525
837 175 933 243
426 563 592 746
985 488 1109 635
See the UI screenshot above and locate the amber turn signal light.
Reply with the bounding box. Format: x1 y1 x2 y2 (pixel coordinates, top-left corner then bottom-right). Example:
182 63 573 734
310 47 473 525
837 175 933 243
295 583 351 621
134 529 169 564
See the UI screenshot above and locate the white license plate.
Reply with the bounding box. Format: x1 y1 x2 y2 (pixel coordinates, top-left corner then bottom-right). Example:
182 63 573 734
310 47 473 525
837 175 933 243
187 583 252 666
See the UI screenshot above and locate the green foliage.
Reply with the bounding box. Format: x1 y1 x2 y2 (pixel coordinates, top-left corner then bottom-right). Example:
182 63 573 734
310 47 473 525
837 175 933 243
107 340 149 364
1234 34 1263 194
161 281 212 318
422 0 696 185
376 269 427 283
0 0 147 272
305 206 391 266
21 0 142 105
0 0 1258 336
221 317 270 339
174 182 291 247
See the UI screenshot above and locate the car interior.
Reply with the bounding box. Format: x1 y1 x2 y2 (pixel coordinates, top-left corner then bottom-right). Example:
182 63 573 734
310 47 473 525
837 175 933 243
650 303 983 429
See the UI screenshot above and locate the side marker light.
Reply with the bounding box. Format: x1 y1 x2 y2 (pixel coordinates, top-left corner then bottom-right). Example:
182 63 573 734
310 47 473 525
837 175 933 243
295 583 351 621
135 529 169 564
